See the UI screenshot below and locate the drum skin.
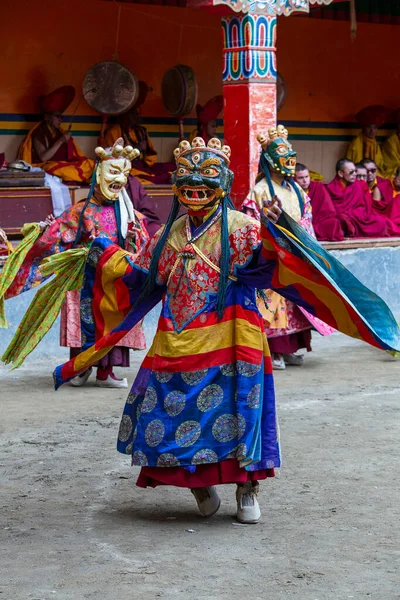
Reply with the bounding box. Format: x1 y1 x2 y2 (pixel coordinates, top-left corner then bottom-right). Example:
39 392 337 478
162 64 198 117
83 61 139 116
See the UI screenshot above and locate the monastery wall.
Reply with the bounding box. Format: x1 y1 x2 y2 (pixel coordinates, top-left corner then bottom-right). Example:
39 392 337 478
1 0 399 184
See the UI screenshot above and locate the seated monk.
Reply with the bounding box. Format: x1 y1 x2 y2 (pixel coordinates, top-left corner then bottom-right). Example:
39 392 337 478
346 105 386 174
361 158 394 218
295 163 344 241
326 158 390 238
104 81 174 186
365 162 400 231
189 95 223 144
355 162 368 182
382 109 400 178
18 86 95 183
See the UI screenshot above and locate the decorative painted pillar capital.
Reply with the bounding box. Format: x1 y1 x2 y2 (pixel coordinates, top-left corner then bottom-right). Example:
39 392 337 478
222 13 277 84
214 0 335 16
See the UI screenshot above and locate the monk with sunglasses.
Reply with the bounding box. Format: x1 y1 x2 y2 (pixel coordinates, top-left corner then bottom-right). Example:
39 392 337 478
326 159 391 238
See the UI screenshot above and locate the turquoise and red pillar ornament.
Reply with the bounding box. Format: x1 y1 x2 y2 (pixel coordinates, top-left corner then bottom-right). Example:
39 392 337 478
195 0 336 205
221 10 277 205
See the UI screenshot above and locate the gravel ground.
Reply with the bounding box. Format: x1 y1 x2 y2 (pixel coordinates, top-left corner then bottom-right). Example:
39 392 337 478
1 332 399 600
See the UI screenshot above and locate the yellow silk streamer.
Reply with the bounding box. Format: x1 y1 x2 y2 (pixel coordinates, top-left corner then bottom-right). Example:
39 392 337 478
2 248 88 369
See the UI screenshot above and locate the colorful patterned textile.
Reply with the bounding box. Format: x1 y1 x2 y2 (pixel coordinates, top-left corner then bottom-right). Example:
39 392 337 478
2 199 148 366
54 210 262 383
54 208 400 475
54 207 400 387
117 295 277 471
244 177 335 339
60 290 82 347
261 212 400 353
55 212 279 471
4 199 148 300
78 239 146 350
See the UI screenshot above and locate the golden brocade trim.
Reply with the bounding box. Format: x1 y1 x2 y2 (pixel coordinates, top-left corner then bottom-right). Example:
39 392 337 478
190 242 238 282
165 209 259 287
167 241 238 286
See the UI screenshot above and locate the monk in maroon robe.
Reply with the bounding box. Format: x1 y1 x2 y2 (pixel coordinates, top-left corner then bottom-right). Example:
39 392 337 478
361 159 394 217
295 163 344 241
326 159 390 238
355 163 367 183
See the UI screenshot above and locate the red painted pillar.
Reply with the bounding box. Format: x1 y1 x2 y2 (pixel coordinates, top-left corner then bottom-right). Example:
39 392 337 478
221 13 277 206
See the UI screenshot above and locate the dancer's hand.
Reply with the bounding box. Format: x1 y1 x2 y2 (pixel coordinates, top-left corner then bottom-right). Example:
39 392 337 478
39 214 56 231
45 214 56 227
263 195 282 224
0 228 7 244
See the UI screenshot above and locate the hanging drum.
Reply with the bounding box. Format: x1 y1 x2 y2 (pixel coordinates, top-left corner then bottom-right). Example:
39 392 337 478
83 60 139 116
162 64 198 139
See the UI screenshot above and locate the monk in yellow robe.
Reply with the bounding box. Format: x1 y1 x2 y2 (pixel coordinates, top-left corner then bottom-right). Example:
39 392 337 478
346 105 386 174
18 86 95 183
382 109 400 178
104 81 174 185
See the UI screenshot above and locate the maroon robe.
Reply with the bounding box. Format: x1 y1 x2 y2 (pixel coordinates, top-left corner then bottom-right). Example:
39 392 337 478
369 178 400 235
371 177 394 217
307 181 344 241
390 188 400 226
126 175 161 237
326 176 390 238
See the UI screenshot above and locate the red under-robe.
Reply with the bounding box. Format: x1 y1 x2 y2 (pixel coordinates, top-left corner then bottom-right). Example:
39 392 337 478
307 181 344 241
326 177 390 238
389 185 400 226
369 178 400 235
371 177 394 217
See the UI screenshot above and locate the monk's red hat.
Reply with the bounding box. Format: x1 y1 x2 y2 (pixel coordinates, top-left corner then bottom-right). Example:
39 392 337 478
39 86 75 114
355 105 386 127
196 95 223 125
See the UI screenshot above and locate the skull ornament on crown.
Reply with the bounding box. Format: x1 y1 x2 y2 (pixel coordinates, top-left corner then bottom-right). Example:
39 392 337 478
94 138 140 201
171 137 234 212
258 125 297 177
